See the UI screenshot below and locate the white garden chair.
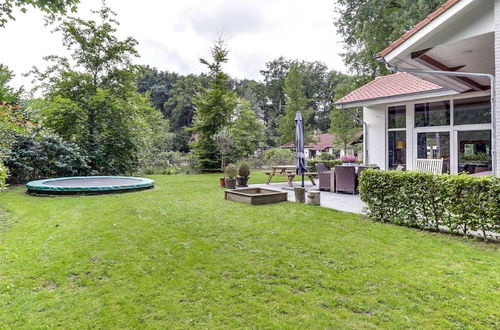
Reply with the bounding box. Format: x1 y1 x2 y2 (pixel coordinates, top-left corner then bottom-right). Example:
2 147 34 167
414 158 443 174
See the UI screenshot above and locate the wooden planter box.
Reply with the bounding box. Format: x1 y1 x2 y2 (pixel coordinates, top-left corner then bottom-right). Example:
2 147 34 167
224 188 288 205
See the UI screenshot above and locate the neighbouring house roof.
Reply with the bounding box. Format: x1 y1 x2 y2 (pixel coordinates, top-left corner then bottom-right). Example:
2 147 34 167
281 133 363 151
334 73 446 106
379 0 461 57
308 133 335 151
281 133 335 151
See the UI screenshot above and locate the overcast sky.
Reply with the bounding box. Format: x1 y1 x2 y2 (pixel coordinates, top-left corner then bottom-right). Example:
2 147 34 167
1 0 346 90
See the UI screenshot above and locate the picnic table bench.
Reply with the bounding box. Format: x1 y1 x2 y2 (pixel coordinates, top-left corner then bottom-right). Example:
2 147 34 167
266 165 318 187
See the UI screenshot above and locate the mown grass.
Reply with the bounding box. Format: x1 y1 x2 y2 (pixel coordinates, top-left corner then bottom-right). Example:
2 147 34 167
0 172 499 328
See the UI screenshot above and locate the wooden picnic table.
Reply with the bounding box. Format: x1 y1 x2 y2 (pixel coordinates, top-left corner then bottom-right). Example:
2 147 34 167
265 165 318 187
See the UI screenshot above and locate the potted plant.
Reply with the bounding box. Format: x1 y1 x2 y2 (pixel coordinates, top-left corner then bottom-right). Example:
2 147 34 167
213 129 234 188
224 164 237 189
237 163 250 187
340 155 358 165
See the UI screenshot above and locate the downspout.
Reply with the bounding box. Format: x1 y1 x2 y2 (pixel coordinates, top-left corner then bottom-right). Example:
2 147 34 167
375 55 497 177
339 105 369 164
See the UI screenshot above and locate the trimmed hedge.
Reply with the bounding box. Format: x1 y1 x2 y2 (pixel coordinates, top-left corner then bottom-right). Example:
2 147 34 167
307 159 342 172
359 170 500 239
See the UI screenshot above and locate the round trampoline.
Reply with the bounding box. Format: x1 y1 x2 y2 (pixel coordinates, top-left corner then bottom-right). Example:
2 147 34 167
26 176 155 195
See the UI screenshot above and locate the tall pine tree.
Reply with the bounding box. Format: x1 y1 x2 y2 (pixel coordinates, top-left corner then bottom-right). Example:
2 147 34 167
191 39 237 171
278 65 313 145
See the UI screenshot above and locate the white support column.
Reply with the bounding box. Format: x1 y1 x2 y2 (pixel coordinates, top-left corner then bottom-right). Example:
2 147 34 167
495 0 500 177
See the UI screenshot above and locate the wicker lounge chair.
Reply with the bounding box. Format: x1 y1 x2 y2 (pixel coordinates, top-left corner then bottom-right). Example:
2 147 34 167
334 165 357 194
316 163 331 191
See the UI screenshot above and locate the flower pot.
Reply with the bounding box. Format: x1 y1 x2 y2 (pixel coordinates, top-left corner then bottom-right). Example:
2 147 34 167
237 176 249 187
219 177 226 188
225 178 237 189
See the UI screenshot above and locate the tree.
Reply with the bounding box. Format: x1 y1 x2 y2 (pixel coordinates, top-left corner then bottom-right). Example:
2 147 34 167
191 38 238 171
212 128 233 172
260 57 292 144
0 64 30 154
165 74 209 152
329 108 361 154
0 64 22 104
229 98 264 158
0 0 79 27
335 0 447 77
31 5 168 174
278 65 313 145
136 65 179 115
329 74 364 155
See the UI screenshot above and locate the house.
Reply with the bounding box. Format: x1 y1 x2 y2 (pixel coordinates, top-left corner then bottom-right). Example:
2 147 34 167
335 0 498 176
280 133 362 159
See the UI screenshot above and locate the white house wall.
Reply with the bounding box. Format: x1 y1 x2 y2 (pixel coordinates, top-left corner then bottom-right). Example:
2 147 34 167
363 105 386 169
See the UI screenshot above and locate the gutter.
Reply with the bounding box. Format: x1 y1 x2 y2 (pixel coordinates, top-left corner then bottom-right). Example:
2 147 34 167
375 55 497 177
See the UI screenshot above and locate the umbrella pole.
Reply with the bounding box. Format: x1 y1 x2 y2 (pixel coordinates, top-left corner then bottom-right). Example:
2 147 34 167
301 174 304 188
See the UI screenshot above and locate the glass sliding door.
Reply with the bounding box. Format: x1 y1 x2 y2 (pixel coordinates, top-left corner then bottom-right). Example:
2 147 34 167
388 131 406 169
457 130 492 174
417 131 450 173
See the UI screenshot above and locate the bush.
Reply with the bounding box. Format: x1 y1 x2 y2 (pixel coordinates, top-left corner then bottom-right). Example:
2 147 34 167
262 148 294 166
138 151 198 175
238 162 250 177
224 164 237 178
359 170 500 239
316 153 337 161
0 161 8 189
3 133 92 184
307 159 342 172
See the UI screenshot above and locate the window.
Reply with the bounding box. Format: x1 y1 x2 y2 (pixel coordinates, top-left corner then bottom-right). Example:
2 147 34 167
415 101 450 127
458 130 491 174
388 131 406 170
388 105 406 129
417 132 450 173
454 96 491 125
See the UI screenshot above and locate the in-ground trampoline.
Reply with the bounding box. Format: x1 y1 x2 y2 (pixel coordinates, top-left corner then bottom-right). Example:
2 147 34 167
26 176 155 195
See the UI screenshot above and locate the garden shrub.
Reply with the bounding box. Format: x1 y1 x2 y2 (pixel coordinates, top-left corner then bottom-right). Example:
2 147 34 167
262 148 294 166
3 133 92 184
224 164 237 178
307 159 342 172
138 151 198 175
359 170 500 239
238 162 250 177
0 161 7 189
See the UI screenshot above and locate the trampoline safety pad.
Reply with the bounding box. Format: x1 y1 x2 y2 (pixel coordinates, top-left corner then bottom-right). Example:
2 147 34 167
26 176 155 195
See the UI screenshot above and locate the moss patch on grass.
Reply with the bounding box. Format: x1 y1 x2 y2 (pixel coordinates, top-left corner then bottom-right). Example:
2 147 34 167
0 173 498 328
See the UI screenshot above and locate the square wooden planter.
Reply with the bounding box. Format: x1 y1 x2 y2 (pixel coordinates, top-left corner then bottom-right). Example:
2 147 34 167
224 188 288 205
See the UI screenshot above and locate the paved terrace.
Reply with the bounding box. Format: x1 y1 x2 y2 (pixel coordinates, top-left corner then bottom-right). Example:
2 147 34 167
249 182 366 214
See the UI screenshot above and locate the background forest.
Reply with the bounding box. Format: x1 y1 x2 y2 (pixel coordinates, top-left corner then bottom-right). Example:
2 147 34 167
0 0 448 185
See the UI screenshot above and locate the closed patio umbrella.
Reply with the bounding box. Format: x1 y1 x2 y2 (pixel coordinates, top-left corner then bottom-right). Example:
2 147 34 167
295 111 307 188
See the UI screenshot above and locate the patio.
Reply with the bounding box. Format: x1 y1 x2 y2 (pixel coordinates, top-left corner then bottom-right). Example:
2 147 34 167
249 181 366 214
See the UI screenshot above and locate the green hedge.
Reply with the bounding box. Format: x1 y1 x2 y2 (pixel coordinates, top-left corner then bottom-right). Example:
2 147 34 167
359 170 500 239
307 160 342 172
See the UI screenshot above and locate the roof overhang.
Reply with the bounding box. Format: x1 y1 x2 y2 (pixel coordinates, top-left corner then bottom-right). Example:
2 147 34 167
381 0 494 92
334 88 458 108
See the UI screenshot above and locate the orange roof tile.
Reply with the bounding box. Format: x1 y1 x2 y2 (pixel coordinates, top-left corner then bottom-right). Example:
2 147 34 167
335 73 445 105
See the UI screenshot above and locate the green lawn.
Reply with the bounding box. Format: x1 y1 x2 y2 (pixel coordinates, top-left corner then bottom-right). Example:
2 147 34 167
0 173 499 328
